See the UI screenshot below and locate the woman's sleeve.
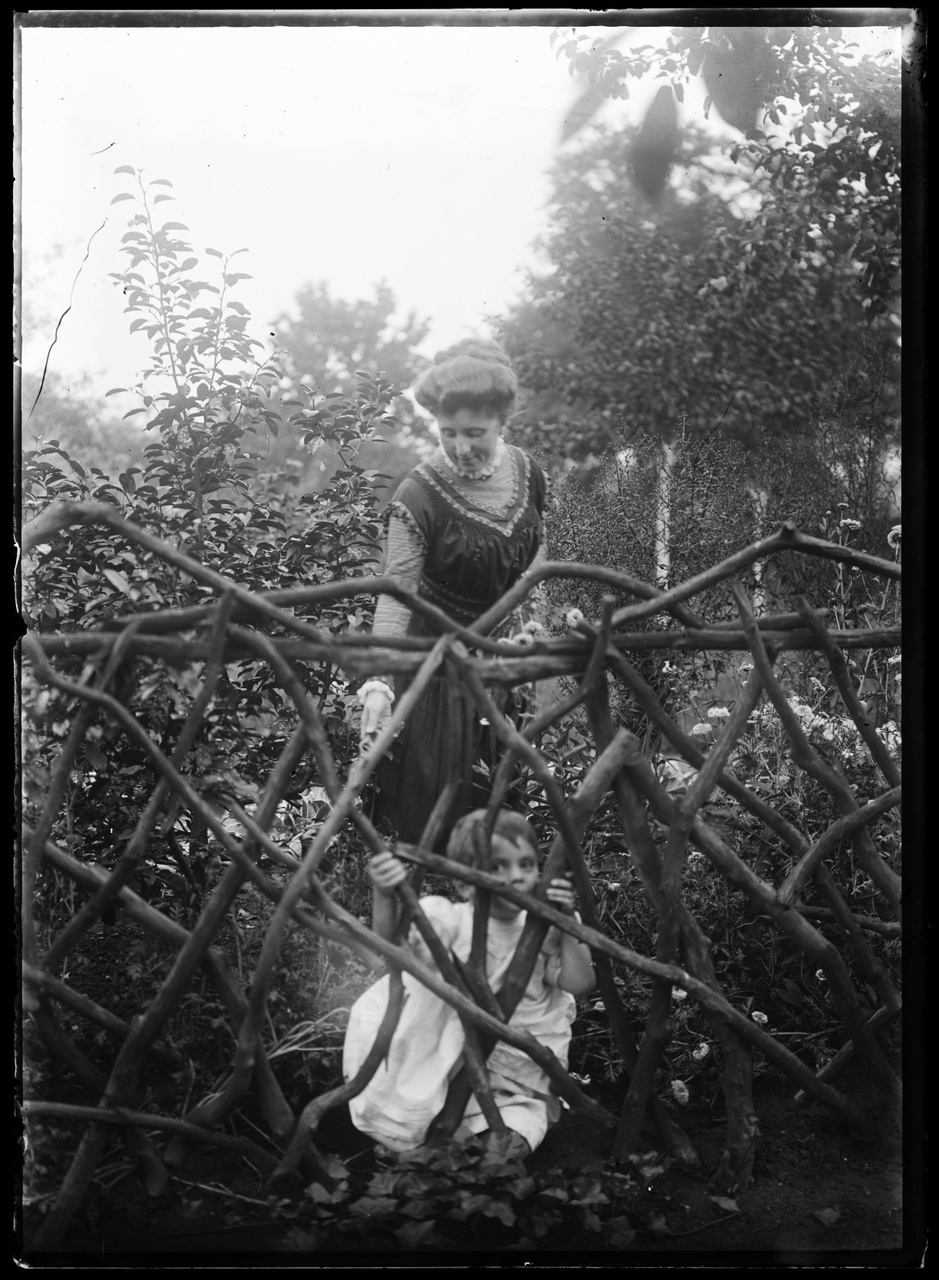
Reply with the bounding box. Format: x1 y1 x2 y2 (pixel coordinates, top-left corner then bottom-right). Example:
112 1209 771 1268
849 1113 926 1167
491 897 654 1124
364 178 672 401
371 504 426 638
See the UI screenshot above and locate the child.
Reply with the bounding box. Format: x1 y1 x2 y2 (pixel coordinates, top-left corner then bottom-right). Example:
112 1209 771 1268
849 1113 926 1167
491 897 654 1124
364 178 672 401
342 810 595 1155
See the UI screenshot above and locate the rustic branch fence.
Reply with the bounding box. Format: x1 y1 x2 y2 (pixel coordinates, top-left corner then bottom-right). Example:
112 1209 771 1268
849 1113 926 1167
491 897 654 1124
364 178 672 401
20 503 901 1250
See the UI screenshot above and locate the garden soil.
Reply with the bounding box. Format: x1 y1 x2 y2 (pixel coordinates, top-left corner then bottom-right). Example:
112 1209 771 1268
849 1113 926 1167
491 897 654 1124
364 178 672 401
21 1059 919 1266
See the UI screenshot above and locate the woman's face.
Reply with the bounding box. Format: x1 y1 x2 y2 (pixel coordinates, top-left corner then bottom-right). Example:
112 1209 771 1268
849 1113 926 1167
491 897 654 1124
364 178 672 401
436 408 503 477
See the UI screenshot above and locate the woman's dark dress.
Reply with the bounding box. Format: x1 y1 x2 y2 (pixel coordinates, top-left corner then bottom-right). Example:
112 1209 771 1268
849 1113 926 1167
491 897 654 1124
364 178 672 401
373 445 546 846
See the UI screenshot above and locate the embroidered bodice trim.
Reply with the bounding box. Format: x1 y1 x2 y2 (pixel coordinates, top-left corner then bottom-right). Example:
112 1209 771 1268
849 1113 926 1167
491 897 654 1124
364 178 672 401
436 435 507 481
417 446 529 536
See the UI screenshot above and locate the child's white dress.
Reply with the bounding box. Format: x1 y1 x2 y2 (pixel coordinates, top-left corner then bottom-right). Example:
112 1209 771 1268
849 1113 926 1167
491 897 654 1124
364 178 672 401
342 896 576 1153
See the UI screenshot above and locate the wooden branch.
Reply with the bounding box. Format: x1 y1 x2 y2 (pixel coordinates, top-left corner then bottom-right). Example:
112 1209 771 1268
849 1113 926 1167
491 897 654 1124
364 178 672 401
226 637 453 1123
22 965 180 1067
305 877 617 1133
21 1100 282 1172
793 1004 901 1107
44 595 236 976
795 597 901 788
36 835 330 1159
22 622 144 970
731 583 901 919
472 561 706 635
608 521 899 628
618 745 900 1111
778 787 902 907
795 905 900 938
26 998 170 1201
393 846 867 1131
21 499 119 553
582 695 743 1176
605 645 812 860
29 624 903 671
32 729 316 1250
810 864 902 1015
273 972 407 1179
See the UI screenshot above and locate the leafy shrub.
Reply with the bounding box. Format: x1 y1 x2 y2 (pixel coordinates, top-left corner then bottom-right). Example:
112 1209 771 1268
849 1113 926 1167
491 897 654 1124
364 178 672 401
21 168 410 1125
271 1131 666 1252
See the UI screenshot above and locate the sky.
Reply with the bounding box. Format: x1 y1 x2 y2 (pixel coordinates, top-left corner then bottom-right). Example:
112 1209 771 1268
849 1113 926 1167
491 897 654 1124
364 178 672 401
18 13 906 407
18 17 644 402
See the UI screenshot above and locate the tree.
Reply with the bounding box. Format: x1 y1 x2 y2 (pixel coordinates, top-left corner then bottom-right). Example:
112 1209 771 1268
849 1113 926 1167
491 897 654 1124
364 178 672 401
265 281 432 496
23 168 401 875
501 108 897 455
554 23 902 324
273 280 430 402
22 370 146 474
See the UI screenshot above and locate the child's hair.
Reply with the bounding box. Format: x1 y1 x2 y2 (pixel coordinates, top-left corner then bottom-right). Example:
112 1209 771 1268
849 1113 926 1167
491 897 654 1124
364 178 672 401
446 808 539 867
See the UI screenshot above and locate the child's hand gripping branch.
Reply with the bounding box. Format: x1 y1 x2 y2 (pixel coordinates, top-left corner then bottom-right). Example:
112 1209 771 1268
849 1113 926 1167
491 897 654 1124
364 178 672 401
543 873 596 998
367 848 408 943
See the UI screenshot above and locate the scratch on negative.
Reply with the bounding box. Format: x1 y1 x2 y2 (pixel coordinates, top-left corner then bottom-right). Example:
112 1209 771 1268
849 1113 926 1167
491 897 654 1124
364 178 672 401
27 218 107 424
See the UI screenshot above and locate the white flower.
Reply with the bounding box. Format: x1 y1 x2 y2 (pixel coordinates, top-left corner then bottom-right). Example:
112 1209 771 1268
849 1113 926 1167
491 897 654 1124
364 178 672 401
691 722 714 736
565 608 585 628
887 655 901 665
672 988 688 1003
670 1080 690 1105
523 620 547 637
887 524 901 550
692 1043 710 1062
815 969 826 981
707 706 730 719
750 1010 769 1026
739 662 754 673
839 518 861 530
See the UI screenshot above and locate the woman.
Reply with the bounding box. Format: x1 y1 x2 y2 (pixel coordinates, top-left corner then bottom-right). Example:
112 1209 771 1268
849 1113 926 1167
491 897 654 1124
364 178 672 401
358 339 547 846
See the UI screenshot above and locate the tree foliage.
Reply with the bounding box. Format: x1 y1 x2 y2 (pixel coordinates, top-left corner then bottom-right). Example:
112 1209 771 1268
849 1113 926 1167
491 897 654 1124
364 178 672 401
502 120 897 457
554 23 902 319
23 168 401 874
272 280 430 403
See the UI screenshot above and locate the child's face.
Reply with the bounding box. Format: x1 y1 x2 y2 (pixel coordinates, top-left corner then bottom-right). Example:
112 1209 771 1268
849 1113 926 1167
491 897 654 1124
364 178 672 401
484 834 540 919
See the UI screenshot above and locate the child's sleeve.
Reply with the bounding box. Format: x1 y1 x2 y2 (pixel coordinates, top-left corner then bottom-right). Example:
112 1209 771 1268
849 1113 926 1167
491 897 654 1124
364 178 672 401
405 896 460 967
542 916 582 987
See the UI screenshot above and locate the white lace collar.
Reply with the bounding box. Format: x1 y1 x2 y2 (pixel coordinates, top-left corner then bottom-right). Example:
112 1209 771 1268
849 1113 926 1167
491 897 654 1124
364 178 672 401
435 436 507 481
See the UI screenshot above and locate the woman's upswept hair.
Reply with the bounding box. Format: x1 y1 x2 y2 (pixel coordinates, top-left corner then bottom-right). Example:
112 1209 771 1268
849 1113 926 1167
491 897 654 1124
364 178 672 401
446 808 539 867
412 338 518 420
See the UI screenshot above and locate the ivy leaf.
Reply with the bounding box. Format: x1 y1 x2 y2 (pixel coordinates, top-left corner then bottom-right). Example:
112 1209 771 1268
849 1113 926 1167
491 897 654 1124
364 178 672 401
710 1194 740 1213
85 745 109 772
102 568 132 596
